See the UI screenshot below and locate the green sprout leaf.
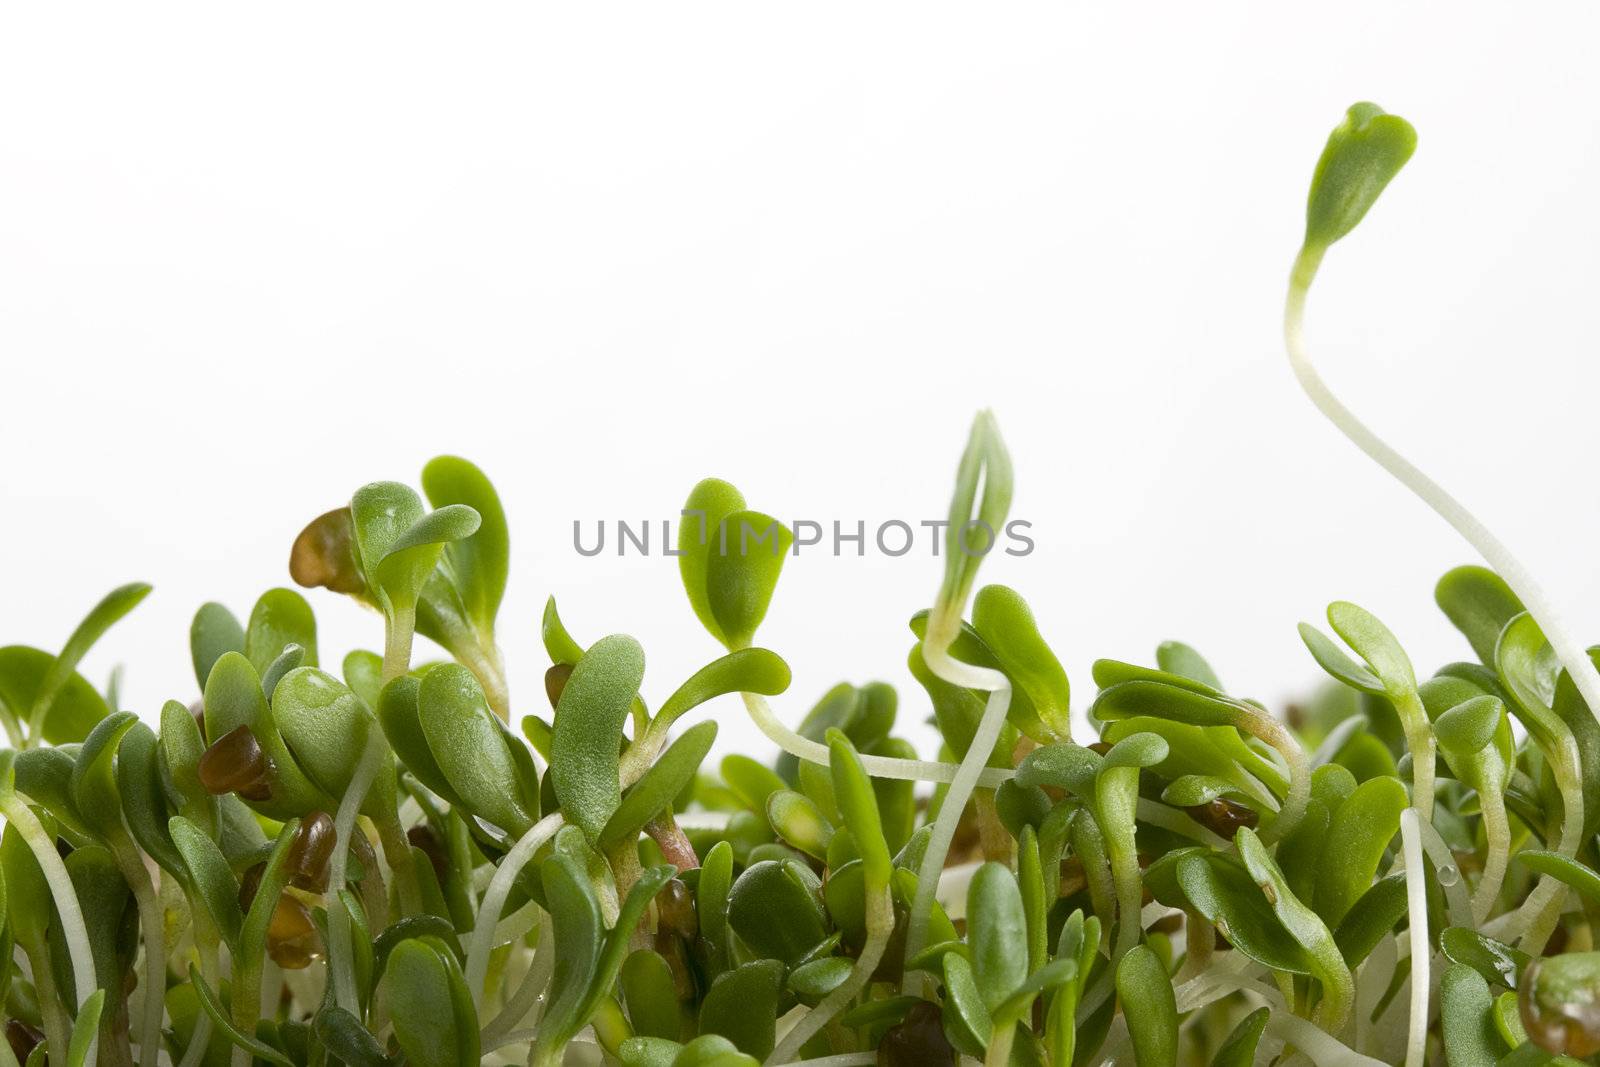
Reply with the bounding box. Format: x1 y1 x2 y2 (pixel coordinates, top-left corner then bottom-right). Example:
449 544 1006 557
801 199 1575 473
1116 945 1177 1067
420 455 510 638
384 937 479 1067
930 411 1012 640
968 862 1027 1012
600 721 718 851
1208 1006 1269 1067
550 634 645 841
971 584 1071 739
1302 102 1417 252
698 959 783 1059
244 588 319 675
418 664 535 836
190 601 246 690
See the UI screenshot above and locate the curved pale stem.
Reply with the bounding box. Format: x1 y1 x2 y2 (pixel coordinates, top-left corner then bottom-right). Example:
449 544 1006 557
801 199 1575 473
1248 714 1311 845
1286 254 1600 727
901 627 1013 992
766 887 893 1065
0 793 99 1065
739 691 1012 788
464 812 564 1010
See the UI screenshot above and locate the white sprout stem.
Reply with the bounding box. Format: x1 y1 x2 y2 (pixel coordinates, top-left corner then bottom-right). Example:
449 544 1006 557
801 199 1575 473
465 812 564 1009
328 730 389 1014
1286 271 1600 725
109 832 166 1067
480 909 554 1045
1398 810 1429 1067
901 635 1013 993
739 692 1012 788
0 794 100 1066
767 886 893 1066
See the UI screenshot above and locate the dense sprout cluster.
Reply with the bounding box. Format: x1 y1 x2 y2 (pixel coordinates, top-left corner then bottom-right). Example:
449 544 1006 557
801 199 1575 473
5 104 1600 1067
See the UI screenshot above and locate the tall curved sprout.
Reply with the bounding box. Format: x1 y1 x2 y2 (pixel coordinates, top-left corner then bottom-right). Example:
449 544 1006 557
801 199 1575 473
1285 103 1600 735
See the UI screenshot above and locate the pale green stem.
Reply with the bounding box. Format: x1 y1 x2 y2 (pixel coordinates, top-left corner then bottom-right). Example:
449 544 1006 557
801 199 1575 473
1245 712 1310 845
21 937 73 1064
465 812 564 1010
108 832 165 1067
901 623 1013 994
984 1020 1017 1067
767 886 893 1065
382 602 417 683
467 642 511 722
1287 252 1600 727
1109 834 1144 964
1515 734 1584 954
328 730 388 1014
1395 693 1436 822
374 809 421 919
0 794 98 1065
1472 772 1511 925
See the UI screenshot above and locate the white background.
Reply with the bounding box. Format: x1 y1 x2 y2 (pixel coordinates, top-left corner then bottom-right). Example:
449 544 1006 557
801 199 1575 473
3 5 1599 761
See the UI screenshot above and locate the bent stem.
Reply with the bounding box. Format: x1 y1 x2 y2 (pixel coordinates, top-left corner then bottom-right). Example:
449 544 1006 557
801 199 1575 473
901 623 1013 993
1243 712 1311 845
0 793 99 1065
739 691 1011 789
767 885 894 1065
1286 254 1600 728
464 811 564 1010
